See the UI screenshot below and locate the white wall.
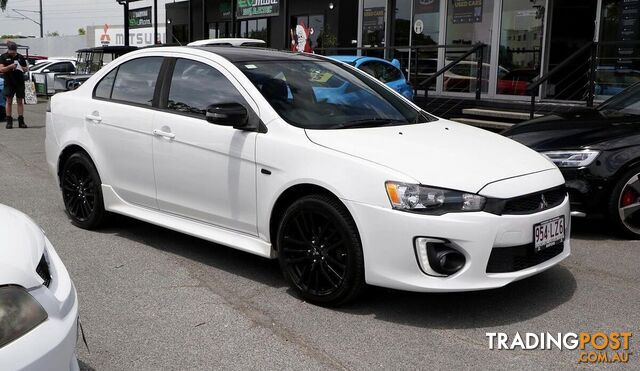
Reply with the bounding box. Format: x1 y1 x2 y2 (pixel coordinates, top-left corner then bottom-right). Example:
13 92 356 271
15 36 89 58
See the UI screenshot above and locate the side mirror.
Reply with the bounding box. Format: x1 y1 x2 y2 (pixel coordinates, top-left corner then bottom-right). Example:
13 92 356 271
391 59 401 69
42 69 50 73
206 103 249 129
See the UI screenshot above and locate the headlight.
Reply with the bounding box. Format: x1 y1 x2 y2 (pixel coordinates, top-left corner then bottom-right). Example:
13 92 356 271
0 286 48 348
385 181 486 214
542 150 600 168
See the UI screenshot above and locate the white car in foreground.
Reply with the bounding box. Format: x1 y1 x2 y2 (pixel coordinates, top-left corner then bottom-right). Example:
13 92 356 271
0 205 79 370
45 46 570 306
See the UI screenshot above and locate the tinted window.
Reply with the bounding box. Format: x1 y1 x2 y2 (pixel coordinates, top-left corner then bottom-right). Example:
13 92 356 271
94 67 118 99
359 61 403 83
111 57 163 106
378 63 402 83
167 59 246 117
48 63 66 73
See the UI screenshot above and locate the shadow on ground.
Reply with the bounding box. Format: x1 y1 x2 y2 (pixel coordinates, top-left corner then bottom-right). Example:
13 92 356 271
98 214 577 329
571 217 625 241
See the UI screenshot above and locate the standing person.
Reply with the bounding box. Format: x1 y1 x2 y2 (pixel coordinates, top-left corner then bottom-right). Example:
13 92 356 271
0 41 29 129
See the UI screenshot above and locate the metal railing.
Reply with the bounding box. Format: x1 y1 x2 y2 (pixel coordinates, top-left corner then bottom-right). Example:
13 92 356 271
314 43 488 101
417 43 486 101
526 40 640 119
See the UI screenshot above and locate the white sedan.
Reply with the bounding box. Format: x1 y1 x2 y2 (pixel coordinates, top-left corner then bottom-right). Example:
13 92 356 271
0 205 79 370
45 46 570 306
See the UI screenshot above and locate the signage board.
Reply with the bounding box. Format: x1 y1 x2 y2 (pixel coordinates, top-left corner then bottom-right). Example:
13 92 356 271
236 0 280 19
129 6 152 29
452 0 483 24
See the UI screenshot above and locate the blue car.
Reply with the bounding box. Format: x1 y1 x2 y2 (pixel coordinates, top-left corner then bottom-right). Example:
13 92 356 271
327 55 414 100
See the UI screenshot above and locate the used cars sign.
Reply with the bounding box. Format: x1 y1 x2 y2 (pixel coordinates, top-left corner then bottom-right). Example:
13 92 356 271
236 0 279 19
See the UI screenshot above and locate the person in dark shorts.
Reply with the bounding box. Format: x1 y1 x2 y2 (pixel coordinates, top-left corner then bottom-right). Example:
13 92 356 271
0 41 29 129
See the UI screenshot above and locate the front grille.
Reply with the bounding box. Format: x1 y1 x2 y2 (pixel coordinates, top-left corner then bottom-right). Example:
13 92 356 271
486 242 564 273
500 187 567 215
36 254 51 287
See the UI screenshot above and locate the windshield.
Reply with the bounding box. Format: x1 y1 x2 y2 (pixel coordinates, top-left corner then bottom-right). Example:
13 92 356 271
599 82 640 117
236 60 433 129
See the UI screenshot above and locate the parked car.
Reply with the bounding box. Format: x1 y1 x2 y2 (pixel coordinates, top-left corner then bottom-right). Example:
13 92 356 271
187 38 267 47
46 47 569 306
497 69 539 96
328 55 414 100
0 204 79 370
31 60 76 95
53 46 137 93
504 82 640 238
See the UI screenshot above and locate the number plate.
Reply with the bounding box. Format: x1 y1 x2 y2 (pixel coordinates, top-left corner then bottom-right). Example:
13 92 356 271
533 216 565 252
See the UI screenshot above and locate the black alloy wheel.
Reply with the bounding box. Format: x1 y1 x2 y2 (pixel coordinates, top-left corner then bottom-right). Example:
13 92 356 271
277 194 365 306
61 152 106 229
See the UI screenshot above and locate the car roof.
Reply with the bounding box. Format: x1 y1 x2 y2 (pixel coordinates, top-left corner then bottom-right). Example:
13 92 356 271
192 46 321 63
188 38 266 47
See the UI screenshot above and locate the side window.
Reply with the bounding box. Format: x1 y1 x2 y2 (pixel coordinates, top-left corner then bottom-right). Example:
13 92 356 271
380 63 402 83
48 63 66 73
94 67 118 99
359 62 378 79
166 58 247 117
111 57 163 106
64 62 75 73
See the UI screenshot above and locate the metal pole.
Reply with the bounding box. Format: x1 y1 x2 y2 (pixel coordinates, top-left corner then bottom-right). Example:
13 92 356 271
39 0 43 38
475 46 483 101
124 1 130 46
154 0 159 44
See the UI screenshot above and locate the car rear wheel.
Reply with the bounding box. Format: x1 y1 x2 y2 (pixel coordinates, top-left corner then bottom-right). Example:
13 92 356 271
276 194 365 306
61 152 107 230
609 166 640 239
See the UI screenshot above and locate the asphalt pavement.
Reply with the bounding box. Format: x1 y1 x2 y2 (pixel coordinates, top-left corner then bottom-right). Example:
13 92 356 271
0 102 638 370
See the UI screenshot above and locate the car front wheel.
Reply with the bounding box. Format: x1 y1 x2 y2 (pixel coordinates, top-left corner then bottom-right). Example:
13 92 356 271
609 165 640 239
276 194 365 306
60 152 107 230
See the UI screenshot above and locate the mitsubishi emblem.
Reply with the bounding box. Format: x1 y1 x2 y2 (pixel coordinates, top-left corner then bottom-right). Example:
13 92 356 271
540 194 549 209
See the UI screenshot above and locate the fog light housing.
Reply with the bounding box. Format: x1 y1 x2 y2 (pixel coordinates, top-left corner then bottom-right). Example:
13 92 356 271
414 237 466 276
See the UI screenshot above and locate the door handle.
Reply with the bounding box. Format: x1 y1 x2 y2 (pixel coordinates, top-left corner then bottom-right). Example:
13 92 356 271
152 129 176 139
85 113 102 123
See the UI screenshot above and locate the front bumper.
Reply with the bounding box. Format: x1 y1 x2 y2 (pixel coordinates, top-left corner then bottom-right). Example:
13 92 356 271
345 196 571 292
560 167 611 217
0 237 79 371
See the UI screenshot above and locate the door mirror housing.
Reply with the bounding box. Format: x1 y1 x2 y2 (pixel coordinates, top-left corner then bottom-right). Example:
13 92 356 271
206 103 250 129
42 69 50 73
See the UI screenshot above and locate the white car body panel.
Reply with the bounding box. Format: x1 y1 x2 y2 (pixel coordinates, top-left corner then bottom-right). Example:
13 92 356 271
45 47 570 293
305 119 556 195
0 205 79 371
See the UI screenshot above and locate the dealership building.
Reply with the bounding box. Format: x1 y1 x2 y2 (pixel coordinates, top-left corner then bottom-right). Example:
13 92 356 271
165 0 638 108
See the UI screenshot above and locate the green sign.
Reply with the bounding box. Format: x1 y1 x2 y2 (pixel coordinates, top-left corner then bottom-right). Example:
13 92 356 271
237 0 280 19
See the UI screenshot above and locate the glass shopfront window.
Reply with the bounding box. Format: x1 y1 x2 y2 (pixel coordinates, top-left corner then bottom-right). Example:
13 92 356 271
363 0 387 53
239 18 268 42
410 0 441 86
444 0 494 93
596 0 640 98
497 0 545 96
209 21 232 39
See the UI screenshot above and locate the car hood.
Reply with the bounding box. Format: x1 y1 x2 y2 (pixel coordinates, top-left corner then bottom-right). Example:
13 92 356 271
0 204 46 289
305 119 555 193
504 108 640 151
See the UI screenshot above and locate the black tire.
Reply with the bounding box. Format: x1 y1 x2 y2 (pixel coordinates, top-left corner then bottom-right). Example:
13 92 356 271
60 152 107 230
276 194 365 306
608 165 640 239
